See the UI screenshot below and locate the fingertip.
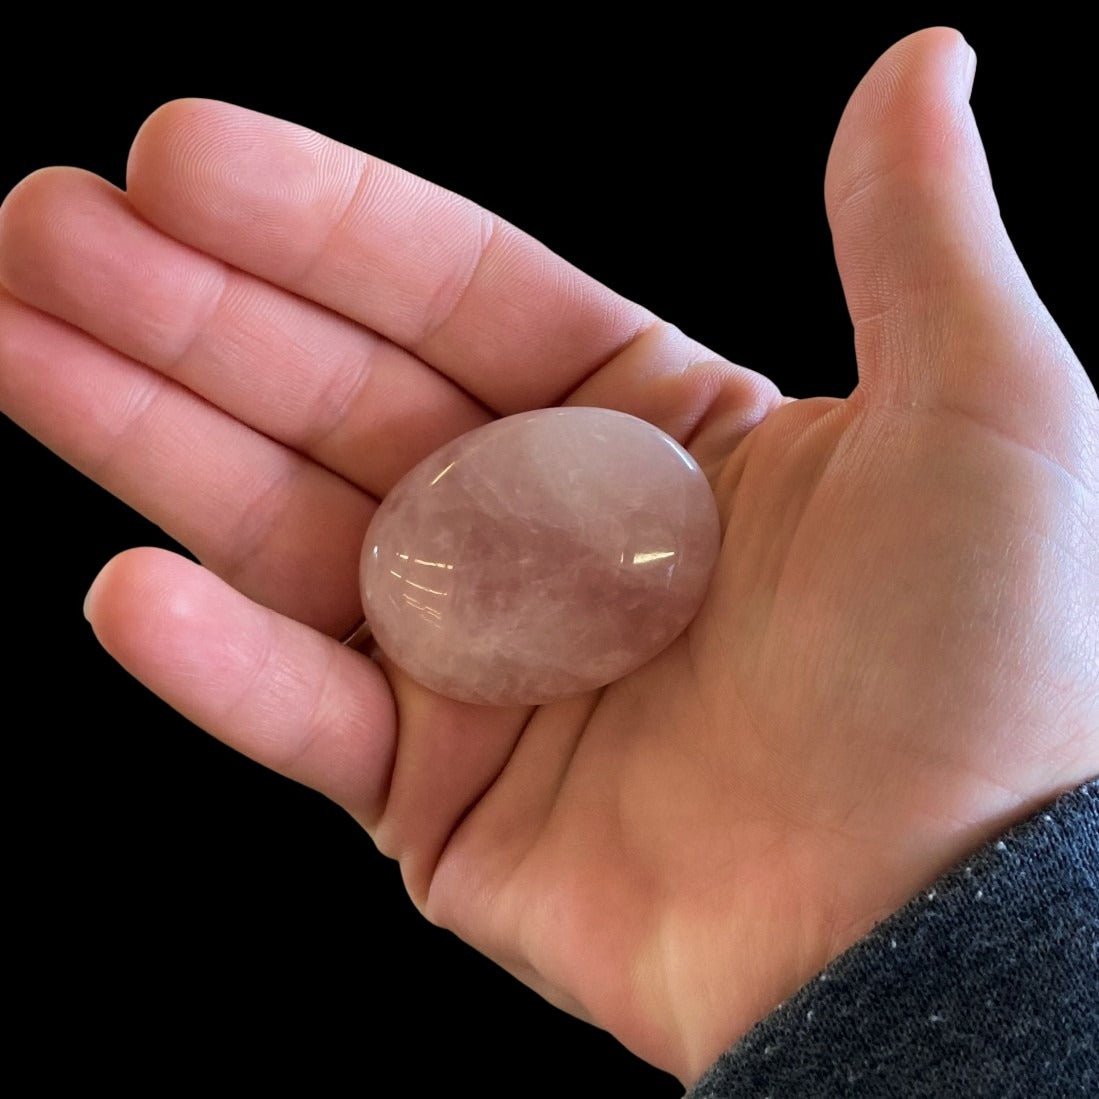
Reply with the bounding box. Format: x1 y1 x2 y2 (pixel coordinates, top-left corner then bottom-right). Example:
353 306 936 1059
82 547 148 628
888 25 972 74
126 97 313 187
127 98 224 179
0 168 134 321
82 547 204 643
902 26 975 107
1 166 104 230
947 28 975 89
127 99 188 199
82 555 113 625
0 167 97 286
825 26 978 217
126 98 246 210
125 96 358 278
0 165 61 224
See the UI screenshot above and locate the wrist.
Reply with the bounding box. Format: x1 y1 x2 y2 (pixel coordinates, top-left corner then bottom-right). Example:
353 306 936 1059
662 771 1098 1085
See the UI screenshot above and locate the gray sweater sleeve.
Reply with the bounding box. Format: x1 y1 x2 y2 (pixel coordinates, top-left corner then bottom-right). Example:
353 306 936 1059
686 779 1098 1098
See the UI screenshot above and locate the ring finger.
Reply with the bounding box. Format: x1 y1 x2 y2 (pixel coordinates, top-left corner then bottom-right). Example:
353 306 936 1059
0 289 371 636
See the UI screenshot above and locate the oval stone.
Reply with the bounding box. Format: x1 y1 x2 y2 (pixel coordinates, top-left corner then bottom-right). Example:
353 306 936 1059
360 407 721 706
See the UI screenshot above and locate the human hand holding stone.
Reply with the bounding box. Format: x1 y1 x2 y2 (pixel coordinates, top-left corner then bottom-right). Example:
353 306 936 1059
1 26 1095 1086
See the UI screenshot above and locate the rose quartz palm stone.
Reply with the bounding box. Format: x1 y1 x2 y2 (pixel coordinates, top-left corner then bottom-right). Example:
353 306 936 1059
359 407 721 706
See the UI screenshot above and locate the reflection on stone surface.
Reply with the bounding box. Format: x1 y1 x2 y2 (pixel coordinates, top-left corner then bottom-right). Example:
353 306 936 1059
360 407 721 705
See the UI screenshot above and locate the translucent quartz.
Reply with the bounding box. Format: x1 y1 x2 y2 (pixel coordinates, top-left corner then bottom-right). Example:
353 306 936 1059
360 407 720 705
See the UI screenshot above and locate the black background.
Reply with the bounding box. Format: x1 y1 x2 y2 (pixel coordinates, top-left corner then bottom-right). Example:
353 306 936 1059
4 16 1094 1095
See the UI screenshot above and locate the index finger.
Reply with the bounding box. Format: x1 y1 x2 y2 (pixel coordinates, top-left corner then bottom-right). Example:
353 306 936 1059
126 99 653 414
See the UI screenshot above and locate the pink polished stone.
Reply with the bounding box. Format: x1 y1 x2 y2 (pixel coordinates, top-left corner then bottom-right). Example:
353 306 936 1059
359 407 720 706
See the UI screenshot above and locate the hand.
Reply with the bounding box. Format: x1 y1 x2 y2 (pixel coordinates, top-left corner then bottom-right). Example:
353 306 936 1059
1 26 1095 1085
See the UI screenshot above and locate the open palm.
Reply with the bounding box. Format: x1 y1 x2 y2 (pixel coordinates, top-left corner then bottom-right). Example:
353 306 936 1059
2 29 1096 1085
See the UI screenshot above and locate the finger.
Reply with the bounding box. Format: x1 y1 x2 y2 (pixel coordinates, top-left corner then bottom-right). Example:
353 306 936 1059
0 290 370 635
84 548 396 819
126 98 653 413
87 546 539 908
0 168 490 496
825 27 1093 468
563 321 782 471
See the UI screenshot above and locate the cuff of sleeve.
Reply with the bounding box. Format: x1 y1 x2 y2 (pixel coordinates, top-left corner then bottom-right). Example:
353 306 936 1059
686 780 1099 1099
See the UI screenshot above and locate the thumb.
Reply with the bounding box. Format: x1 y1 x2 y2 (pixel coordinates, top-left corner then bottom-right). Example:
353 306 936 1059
825 27 1093 470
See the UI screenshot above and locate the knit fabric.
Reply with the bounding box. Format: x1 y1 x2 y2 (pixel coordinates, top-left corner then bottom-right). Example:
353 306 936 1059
686 780 1099 1098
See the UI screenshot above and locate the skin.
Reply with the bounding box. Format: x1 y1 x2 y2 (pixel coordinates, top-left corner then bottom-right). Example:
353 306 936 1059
1 26 1095 1085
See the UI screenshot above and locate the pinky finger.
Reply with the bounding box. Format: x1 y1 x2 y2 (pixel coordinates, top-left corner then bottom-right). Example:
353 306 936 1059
84 547 396 822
